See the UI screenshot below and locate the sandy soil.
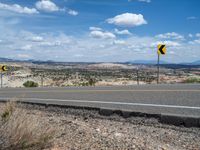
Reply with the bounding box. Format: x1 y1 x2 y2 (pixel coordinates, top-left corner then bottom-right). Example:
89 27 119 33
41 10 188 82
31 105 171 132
0 103 199 150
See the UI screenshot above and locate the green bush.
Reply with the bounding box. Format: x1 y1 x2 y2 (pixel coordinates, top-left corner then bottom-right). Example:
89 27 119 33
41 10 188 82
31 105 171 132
185 77 200 83
23 81 39 87
88 78 96 86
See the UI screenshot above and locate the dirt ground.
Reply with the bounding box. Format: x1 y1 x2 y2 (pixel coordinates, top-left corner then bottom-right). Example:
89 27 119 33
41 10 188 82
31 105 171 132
0 103 200 150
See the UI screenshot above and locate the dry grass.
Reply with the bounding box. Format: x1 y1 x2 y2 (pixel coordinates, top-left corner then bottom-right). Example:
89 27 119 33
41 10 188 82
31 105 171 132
0 101 55 150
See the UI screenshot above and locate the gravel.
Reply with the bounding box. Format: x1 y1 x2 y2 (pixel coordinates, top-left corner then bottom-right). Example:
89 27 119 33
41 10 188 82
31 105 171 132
0 102 200 150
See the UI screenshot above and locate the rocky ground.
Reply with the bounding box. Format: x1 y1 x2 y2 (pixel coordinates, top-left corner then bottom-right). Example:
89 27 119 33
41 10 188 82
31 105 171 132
0 103 200 150
2 62 199 87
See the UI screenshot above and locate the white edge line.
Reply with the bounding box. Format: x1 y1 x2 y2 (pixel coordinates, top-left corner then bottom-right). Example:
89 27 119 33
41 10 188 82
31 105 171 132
0 97 200 110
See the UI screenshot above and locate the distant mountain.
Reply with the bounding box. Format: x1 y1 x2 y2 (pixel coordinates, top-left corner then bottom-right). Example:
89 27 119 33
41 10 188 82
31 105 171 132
125 60 168 65
180 60 200 65
189 60 200 65
0 57 16 62
0 57 200 65
0 57 53 63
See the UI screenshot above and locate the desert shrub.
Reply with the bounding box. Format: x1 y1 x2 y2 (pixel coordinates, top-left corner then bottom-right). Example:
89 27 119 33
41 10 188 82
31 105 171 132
79 82 89 86
1 102 16 122
23 81 38 87
88 78 96 86
0 102 55 150
185 77 200 83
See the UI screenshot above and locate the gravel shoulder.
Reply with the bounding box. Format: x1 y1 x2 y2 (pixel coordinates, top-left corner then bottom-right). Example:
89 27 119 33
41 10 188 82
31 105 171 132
0 102 200 150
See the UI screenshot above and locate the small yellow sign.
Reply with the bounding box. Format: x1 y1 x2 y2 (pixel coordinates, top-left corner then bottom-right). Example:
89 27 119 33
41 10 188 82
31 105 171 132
0 65 8 71
157 44 166 55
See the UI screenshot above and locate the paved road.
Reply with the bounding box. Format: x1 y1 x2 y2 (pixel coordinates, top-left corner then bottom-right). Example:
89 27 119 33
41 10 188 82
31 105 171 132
0 84 200 117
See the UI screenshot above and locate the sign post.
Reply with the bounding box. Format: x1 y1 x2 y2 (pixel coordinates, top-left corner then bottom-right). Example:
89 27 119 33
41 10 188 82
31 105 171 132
157 52 160 84
136 67 139 85
0 65 8 88
0 72 2 88
157 44 166 84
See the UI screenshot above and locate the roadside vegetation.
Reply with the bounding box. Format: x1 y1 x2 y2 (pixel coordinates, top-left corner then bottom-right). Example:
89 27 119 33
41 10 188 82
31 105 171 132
23 81 39 87
0 101 55 150
184 77 200 83
4 63 200 87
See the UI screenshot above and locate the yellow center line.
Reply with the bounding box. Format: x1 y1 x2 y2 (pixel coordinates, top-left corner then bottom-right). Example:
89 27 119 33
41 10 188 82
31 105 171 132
0 89 199 93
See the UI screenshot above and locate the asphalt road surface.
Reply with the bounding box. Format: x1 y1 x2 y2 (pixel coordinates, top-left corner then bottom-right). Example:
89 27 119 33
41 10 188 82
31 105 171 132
0 84 200 117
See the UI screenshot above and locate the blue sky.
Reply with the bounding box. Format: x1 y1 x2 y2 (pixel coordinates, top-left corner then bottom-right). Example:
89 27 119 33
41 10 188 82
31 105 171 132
0 0 200 62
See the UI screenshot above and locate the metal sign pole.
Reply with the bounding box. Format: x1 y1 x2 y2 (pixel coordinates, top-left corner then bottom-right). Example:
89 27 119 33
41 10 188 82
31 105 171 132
1 72 2 88
157 53 160 84
41 75 44 87
136 67 139 85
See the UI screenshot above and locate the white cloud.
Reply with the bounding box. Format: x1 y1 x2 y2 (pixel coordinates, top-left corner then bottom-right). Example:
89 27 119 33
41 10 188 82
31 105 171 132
128 0 151 2
188 34 193 38
17 54 30 58
21 44 32 50
74 54 84 58
31 36 44 42
1 28 199 63
90 30 116 39
19 31 44 42
114 28 132 35
106 13 147 27
169 51 175 55
35 0 59 12
194 39 200 44
196 33 200 37
138 0 151 2
89 27 102 31
190 39 200 44
35 0 79 16
67 9 78 16
155 32 184 40
151 40 181 47
40 41 61 46
187 16 198 20
0 2 39 14
113 40 126 45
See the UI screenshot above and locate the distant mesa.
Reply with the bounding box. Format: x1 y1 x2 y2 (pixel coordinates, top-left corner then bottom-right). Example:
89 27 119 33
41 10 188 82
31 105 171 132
0 57 200 65
0 57 16 62
125 60 168 65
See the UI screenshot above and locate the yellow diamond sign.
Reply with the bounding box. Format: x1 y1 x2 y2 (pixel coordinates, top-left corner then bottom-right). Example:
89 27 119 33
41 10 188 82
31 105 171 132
157 44 166 55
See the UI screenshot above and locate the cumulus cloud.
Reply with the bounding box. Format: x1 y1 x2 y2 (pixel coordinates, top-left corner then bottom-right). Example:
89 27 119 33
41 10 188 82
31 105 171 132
17 54 30 58
31 36 44 42
196 33 200 37
21 44 32 50
90 30 116 39
1 27 199 62
89 27 102 31
114 28 132 35
169 51 175 54
194 39 200 44
19 31 44 42
155 32 185 40
35 0 79 16
128 0 151 3
151 40 181 47
106 13 147 27
0 2 39 14
138 0 151 2
67 9 78 16
35 0 59 12
188 34 193 38
189 39 200 44
113 40 126 45
187 16 198 20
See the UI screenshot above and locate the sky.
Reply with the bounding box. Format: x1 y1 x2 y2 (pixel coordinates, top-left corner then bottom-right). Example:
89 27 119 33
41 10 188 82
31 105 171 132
0 0 200 63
